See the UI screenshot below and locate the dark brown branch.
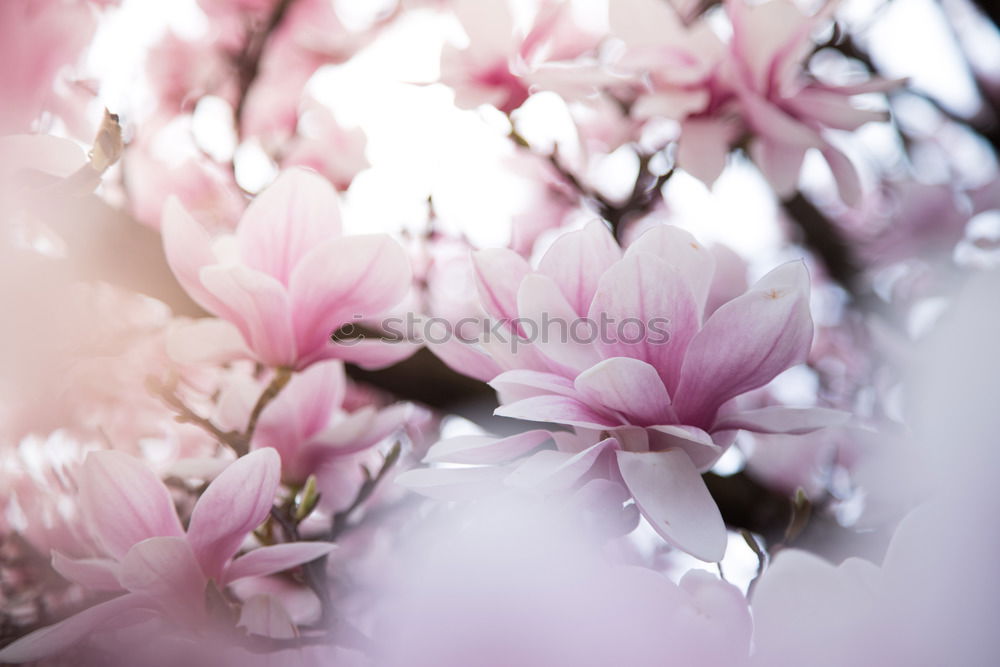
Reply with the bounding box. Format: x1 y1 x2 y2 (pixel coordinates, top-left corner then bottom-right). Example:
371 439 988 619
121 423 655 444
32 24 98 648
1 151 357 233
781 192 864 296
150 368 293 456
507 127 672 239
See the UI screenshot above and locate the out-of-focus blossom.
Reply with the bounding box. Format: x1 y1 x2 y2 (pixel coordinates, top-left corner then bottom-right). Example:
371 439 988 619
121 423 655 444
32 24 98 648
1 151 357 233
146 32 235 113
440 0 608 113
720 0 895 204
125 125 246 231
215 360 413 489
282 101 370 190
375 491 752 666
0 0 102 134
608 0 725 122
0 448 333 663
611 0 895 204
163 167 413 370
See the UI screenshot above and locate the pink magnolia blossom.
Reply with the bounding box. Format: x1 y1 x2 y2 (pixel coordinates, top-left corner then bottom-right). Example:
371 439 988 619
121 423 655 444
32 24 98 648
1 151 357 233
0 0 100 134
282 101 370 191
611 0 894 204
430 221 844 560
215 360 413 488
0 448 334 663
608 0 725 122
716 0 894 204
440 0 607 113
162 167 413 370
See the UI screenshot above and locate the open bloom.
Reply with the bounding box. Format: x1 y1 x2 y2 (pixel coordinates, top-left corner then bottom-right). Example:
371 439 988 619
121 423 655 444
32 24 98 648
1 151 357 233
0 448 334 663
430 221 844 560
163 167 413 370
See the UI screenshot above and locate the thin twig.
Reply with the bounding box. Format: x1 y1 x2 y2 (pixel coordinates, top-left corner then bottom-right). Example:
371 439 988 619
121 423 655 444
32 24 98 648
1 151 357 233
149 367 293 456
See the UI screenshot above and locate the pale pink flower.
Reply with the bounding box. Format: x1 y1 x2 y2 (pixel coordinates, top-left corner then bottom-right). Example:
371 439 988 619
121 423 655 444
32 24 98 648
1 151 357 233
125 126 246 231
0 448 334 663
0 0 98 133
282 101 370 191
440 0 608 113
146 31 235 113
430 221 844 560
611 0 894 203
608 0 725 121
215 360 413 487
717 0 894 204
162 167 413 370
375 490 752 667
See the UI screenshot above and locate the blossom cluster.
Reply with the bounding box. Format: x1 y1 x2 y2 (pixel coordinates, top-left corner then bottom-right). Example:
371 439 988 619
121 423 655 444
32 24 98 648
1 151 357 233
2 0 1000 665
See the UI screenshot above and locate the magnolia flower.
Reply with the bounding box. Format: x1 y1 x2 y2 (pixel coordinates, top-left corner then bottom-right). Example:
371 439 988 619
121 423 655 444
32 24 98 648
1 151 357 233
717 0 894 204
0 448 333 663
282 101 370 191
0 0 98 134
430 221 845 560
163 167 413 370
608 0 725 121
440 0 608 113
611 0 893 203
215 360 413 488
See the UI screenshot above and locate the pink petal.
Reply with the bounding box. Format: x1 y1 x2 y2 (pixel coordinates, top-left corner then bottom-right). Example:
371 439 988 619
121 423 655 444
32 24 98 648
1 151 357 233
423 429 552 464
588 253 700 394
236 168 342 285
394 465 511 500
78 451 184 561
647 424 723 471
821 143 863 207
224 542 337 584
713 406 849 434
674 261 813 426
0 594 147 663
309 403 410 453
187 448 281 582
706 244 749 316
625 224 717 317
615 449 727 561
676 117 739 187
518 273 604 373
118 536 207 616
505 437 620 491
784 88 888 131
574 357 676 427
200 264 297 368
317 336 420 370
51 552 122 591
427 337 504 383
288 234 411 366
161 196 227 316
489 369 579 404
471 248 532 324
256 360 346 449
750 138 807 198
739 88 825 150
536 220 621 316
494 394 618 429
238 594 298 639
